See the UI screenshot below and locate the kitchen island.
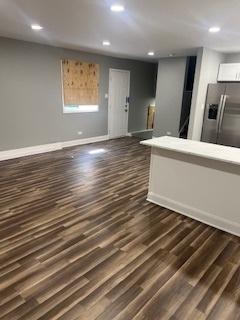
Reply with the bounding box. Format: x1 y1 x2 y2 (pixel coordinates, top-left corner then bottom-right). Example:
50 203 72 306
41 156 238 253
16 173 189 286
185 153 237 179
141 136 240 236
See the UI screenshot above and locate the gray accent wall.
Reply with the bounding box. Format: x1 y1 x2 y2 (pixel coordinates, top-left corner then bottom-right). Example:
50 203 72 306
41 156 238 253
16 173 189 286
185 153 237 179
154 57 187 137
225 53 240 63
0 37 156 151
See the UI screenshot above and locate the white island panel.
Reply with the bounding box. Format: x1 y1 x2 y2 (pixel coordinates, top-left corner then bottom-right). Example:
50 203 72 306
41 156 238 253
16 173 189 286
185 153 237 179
141 137 240 236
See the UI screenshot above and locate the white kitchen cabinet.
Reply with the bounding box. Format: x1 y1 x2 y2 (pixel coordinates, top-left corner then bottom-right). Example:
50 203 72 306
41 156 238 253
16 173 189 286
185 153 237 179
218 63 240 82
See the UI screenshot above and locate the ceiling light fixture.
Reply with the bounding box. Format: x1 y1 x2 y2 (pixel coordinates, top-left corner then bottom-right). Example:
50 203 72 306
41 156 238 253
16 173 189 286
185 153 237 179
103 40 111 46
148 51 155 56
110 4 125 12
209 26 221 33
31 24 43 30
169 53 175 57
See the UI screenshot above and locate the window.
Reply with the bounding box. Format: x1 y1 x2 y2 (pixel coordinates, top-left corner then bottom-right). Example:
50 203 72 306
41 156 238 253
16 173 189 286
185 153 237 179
61 59 100 113
63 105 99 113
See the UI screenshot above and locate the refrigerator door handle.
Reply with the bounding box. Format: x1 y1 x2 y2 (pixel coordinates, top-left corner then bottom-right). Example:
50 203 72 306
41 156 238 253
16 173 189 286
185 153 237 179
218 95 227 134
216 94 224 127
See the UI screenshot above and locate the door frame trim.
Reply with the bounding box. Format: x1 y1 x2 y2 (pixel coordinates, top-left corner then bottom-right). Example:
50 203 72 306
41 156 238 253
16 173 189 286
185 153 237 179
108 68 131 139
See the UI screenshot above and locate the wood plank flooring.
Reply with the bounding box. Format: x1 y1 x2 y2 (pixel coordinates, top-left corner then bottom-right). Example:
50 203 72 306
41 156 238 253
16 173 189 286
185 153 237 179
0 137 240 320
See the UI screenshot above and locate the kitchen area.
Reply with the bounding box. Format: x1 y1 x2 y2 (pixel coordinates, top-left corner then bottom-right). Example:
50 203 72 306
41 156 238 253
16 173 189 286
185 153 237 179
202 64 240 148
143 50 240 237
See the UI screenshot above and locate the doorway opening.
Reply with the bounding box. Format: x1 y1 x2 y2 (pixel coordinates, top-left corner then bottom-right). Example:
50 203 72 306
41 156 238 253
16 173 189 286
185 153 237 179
179 56 197 138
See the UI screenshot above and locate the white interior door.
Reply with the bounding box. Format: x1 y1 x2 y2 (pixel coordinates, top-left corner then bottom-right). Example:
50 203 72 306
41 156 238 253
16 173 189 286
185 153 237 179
108 69 130 138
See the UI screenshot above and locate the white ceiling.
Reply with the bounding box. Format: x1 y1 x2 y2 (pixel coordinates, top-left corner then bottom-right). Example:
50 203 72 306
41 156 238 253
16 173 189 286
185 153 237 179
0 0 240 61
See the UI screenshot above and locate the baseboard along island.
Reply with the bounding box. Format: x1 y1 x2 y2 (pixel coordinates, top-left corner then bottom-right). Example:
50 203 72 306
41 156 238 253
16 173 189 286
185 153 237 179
141 136 240 237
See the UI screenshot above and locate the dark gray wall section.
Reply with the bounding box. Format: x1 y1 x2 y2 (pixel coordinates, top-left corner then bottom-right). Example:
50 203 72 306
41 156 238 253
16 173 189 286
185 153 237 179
225 53 240 63
0 37 156 151
154 57 187 137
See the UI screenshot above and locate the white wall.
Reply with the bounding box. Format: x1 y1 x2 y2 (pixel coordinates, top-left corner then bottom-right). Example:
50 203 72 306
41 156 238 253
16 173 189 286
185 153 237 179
188 47 225 141
154 57 187 137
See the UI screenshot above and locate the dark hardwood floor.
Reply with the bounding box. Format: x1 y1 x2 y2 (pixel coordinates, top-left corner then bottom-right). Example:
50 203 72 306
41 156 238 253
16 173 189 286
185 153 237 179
0 137 240 320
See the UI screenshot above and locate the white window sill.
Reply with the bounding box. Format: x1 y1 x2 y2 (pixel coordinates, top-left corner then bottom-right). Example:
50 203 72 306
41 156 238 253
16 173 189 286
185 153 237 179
63 105 99 114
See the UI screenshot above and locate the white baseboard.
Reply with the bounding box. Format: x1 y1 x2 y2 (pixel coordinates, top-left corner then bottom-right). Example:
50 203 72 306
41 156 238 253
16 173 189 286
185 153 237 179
61 135 109 148
127 129 153 137
147 192 240 237
132 129 153 134
0 135 109 161
0 143 62 161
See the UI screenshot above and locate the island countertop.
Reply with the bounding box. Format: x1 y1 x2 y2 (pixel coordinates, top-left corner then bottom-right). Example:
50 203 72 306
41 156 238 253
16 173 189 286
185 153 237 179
141 136 240 166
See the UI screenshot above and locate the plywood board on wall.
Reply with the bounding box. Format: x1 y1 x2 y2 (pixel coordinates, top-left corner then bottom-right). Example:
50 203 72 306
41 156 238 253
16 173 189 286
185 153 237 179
62 59 100 105
147 106 155 129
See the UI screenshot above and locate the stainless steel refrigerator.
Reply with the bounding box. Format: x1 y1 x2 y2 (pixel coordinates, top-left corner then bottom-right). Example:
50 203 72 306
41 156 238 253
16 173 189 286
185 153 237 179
201 83 240 148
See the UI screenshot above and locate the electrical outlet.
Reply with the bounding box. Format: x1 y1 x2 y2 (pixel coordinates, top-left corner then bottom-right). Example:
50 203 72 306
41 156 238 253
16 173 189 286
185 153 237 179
78 131 83 135
167 131 172 135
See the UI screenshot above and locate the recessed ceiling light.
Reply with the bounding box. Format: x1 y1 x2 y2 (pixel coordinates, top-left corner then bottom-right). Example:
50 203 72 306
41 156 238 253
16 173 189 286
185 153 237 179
209 26 221 33
169 53 175 57
31 24 43 30
110 4 125 12
148 51 155 56
103 40 111 46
